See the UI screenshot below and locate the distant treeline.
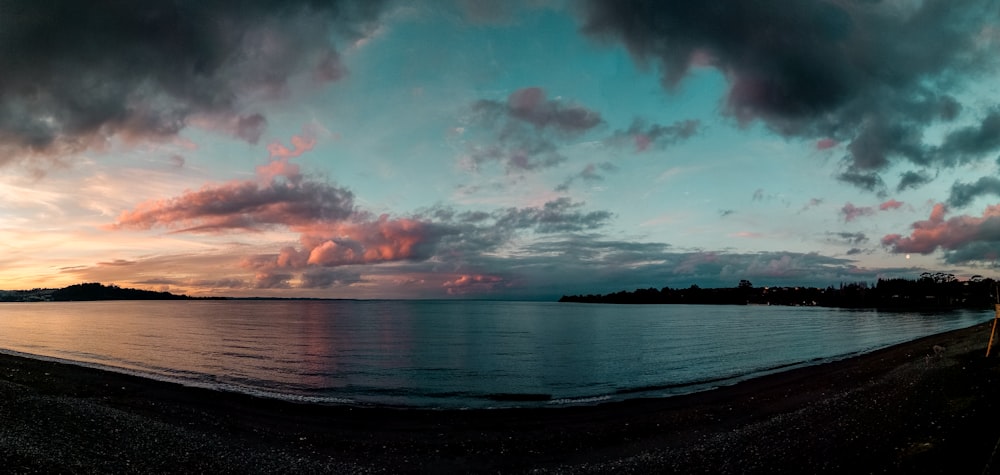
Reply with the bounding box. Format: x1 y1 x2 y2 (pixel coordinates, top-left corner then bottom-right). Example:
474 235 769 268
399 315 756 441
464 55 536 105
51 283 191 301
0 283 194 302
559 273 999 310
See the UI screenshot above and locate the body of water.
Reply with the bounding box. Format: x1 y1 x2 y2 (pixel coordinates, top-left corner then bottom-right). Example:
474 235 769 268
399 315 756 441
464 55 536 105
0 300 990 408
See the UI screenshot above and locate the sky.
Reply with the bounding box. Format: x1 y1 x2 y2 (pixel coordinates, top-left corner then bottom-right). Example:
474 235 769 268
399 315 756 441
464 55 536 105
2 0 1000 300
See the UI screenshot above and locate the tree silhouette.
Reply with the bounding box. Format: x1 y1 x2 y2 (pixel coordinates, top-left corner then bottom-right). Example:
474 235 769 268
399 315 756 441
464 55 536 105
559 275 996 309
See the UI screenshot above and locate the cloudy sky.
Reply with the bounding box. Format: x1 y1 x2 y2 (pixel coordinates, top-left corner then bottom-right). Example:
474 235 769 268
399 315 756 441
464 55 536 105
2 0 1000 299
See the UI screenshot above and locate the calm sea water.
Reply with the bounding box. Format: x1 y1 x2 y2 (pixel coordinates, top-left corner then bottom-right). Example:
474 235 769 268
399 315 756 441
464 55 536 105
0 300 990 408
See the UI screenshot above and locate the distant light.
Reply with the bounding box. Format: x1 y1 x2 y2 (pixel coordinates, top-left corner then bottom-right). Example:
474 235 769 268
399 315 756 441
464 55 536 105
905 254 911 259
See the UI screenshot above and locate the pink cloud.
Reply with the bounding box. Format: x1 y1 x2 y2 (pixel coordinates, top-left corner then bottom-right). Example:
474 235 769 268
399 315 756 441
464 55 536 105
109 130 450 289
111 127 349 234
114 182 441 273
504 87 602 132
442 274 506 295
255 127 320 183
816 138 837 150
120 177 444 287
109 127 355 232
266 132 317 159
508 87 545 114
841 199 905 222
255 158 302 184
634 134 652 152
246 222 444 290
110 179 355 233
840 202 875 222
188 113 268 145
881 203 1000 254
297 216 434 267
879 199 904 211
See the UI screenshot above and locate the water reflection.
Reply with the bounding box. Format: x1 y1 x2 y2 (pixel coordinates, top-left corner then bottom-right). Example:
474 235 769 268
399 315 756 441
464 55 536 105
0 301 990 407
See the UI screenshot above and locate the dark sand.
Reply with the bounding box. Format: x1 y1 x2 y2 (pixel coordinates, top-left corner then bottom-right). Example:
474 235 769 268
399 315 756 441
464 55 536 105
3 321 1000 474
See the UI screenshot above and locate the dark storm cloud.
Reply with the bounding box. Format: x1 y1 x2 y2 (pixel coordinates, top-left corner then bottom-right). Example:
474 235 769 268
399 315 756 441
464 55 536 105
0 0 384 166
455 0 520 24
937 111 1000 165
579 0 1000 191
453 0 559 25
948 176 1000 208
941 241 1000 265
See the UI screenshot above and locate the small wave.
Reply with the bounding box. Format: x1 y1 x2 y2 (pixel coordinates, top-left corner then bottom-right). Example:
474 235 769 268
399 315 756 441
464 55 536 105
0 348 356 406
547 395 612 406
613 375 736 396
612 357 843 397
213 384 356 406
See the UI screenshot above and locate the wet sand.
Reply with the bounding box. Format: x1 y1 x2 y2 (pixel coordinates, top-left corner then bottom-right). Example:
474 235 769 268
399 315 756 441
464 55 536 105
2 320 1000 474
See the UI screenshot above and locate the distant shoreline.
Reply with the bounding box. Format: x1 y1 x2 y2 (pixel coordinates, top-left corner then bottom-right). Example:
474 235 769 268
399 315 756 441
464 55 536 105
0 282 364 303
560 276 998 310
3 321 999 472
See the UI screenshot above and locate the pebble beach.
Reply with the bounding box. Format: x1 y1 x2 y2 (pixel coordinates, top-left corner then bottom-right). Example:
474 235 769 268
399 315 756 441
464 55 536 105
2 321 1000 474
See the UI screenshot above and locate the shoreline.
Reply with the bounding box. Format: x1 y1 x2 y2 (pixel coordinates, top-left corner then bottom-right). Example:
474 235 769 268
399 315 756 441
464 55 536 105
3 322 1000 473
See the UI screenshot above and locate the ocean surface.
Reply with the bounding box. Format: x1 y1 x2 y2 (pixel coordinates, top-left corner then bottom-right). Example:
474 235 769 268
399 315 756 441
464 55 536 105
0 300 990 408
